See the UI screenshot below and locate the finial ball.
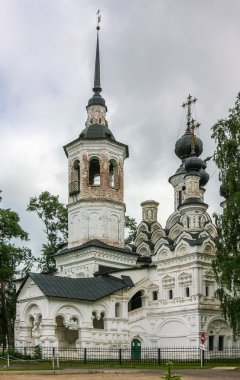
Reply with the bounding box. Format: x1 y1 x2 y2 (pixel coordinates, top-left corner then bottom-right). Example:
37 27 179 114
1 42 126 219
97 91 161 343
96 25 100 30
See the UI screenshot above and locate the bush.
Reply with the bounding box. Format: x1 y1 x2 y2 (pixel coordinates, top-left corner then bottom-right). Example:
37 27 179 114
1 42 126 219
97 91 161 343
161 362 182 380
34 345 42 360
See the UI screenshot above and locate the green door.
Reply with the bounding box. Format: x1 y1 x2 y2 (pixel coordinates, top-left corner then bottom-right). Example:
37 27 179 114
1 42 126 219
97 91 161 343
131 338 141 360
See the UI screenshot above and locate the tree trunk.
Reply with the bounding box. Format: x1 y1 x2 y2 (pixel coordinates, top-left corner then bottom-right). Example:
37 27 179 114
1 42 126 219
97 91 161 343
0 280 13 347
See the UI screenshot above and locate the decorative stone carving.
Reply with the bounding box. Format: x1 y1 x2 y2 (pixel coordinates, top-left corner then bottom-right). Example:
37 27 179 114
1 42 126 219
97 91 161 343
85 105 108 127
32 321 42 339
185 175 200 199
141 200 159 223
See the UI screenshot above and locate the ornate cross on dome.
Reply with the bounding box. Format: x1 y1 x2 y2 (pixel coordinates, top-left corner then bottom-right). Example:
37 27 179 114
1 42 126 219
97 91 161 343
190 118 201 154
182 94 197 132
182 95 201 154
190 118 201 136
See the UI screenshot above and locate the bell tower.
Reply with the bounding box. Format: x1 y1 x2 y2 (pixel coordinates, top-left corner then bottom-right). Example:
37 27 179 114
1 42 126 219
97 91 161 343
167 95 212 233
64 16 128 249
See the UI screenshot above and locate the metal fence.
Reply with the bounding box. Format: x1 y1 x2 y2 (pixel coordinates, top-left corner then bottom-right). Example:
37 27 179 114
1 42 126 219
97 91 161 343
3 346 240 366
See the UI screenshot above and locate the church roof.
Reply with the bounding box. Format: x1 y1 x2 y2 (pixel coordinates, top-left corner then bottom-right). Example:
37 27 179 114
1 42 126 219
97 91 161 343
55 239 138 257
24 272 134 301
79 124 115 140
63 137 129 158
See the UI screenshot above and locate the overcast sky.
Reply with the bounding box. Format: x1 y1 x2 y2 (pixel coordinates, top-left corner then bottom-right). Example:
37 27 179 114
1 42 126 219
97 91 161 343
1 0 240 257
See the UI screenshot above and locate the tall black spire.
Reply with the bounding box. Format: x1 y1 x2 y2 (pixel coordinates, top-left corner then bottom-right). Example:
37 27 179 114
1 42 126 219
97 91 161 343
93 28 101 94
87 11 106 110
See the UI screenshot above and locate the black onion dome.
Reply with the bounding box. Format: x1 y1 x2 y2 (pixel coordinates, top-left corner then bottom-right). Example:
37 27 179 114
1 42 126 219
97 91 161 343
184 156 203 172
79 124 115 140
175 164 187 175
199 168 209 187
175 131 203 160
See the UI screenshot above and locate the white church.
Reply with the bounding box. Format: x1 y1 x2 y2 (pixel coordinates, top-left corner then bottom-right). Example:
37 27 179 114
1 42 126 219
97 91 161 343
15 24 235 352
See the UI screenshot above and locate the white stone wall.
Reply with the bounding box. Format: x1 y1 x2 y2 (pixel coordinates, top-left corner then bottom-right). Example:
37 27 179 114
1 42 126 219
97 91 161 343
68 200 125 248
15 280 130 349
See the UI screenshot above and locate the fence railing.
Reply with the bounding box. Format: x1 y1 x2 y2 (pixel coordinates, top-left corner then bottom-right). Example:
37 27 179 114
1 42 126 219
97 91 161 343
2 346 240 366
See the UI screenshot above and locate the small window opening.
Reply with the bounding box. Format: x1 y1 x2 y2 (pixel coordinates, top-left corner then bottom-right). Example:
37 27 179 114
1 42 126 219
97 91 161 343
185 287 190 297
169 289 173 300
205 286 209 297
128 291 143 312
187 216 190 228
89 159 100 186
178 190 182 206
198 216 201 228
69 159 80 195
115 303 120 318
152 291 158 301
218 335 224 351
109 160 117 188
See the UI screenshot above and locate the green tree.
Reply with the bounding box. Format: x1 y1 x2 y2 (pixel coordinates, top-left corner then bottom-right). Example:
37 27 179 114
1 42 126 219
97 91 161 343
0 192 33 347
124 215 137 244
211 92 240 339
27 191 68 273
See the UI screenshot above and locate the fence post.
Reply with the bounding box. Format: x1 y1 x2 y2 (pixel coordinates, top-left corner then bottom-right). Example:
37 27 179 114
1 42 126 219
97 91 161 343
56 352 59 369
119 348 122 365
84 347 87 364
52 347 55 371
158 348 161 365
7 354 10 368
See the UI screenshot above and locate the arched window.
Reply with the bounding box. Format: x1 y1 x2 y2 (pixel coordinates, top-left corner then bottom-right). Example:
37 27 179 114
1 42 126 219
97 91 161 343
109 160 117 188
115 303 121 317
69 159 80 195
89 158 100 186
128 290 143 312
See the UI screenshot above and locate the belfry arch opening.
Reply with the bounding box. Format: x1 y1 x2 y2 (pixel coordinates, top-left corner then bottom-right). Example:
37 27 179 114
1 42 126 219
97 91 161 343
109 159 117 188
69 159 80 195
89 158 100 186
128 290 143 312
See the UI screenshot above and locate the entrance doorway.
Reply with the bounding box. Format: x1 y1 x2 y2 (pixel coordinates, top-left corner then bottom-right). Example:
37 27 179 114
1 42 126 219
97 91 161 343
131 338 141 360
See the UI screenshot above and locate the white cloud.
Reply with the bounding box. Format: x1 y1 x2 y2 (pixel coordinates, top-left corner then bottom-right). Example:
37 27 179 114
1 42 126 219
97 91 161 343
1 0 239 257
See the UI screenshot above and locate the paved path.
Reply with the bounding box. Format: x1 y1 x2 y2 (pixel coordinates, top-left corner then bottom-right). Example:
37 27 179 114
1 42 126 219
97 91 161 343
0 368 240 380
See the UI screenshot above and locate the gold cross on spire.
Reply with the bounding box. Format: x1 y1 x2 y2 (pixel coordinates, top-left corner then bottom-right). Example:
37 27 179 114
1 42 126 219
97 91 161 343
96 9 101 30
182 94 197 132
